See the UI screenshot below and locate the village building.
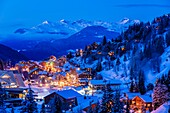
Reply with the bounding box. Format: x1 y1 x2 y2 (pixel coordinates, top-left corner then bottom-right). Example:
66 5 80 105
67 96 98 113
131 95 153 111
125 92 153 112
44 89 83 111
0 70 25 88
1 88 28 107
89 79 122 90
78 72 92 86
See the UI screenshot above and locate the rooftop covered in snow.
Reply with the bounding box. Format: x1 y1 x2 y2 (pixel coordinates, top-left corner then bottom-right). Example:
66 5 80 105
56 89 83 99
89 79 122 85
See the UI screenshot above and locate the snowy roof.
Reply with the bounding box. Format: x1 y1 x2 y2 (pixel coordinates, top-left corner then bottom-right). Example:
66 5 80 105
79 79 88 82
66 96 98 113
89 79 122 85
126 92 141 100
133 95 152 102
38 71 48 75
28 68 39 74
0 70 17 85
5 88 27 92
56 89 82 99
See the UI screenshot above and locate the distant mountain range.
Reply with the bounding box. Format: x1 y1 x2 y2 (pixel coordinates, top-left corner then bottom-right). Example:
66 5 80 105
0 18 140 60
14 18 140 38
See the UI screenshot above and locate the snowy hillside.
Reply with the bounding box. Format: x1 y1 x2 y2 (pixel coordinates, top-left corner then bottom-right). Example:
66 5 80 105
66 14 170 86
145 46 170 84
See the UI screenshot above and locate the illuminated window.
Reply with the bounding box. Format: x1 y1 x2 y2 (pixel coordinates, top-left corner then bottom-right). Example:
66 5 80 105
132 101 135 104
147 104 150 107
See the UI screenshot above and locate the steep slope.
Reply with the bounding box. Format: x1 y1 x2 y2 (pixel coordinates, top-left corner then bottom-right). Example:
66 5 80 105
68 14 170 84
0 43 28 63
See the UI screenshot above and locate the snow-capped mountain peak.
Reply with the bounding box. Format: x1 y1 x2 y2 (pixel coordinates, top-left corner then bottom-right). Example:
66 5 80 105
119 18 130 24
60 19 69 24
14 18 140 38
118 18 140 25
42 20 50 25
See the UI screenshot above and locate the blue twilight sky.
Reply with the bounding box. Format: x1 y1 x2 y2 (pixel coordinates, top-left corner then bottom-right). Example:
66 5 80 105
0 0 170 34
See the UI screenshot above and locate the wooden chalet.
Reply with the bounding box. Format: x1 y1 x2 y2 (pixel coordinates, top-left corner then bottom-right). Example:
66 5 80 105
5 88 27 99
3 88 28 107
44 89 83 111
131 95 153 111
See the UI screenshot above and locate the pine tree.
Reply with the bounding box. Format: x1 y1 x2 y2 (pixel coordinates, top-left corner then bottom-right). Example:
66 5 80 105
40 103 45 113
100 89 108 113
113 89 123 112
100 83 114 113
102 36 107 45
161 74 165 84
164 74 170 92
129 80 134 92
122 96 130 113
116 58 121 71
96 61 102 72
166 31 170 46
138 70 146 95
0 83 6 113
155 36 164 55
147 83 154 91
130 68 134 80
144 42 152 58
123 55 127 62
153 82 170 110
116 58 121 66
21 83 38 113
133 79 139 92
67 52 73 59
0 59 4 70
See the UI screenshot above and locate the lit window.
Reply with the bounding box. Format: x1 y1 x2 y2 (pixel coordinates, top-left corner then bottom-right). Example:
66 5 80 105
147 104 150 107
132 101 135 104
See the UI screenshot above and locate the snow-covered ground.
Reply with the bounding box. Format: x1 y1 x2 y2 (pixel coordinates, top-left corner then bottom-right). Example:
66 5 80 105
145 46 170 84
151 101 170 113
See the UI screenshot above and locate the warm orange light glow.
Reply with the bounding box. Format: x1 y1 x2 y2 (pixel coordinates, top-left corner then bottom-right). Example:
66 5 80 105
1 74 10 79
40 84 42 87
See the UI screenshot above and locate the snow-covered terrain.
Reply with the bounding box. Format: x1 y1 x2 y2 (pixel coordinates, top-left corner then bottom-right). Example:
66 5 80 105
13 18 139 40
145 46 170 84
151 101 170 113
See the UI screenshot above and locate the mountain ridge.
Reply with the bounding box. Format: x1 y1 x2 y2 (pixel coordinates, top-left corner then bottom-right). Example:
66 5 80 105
14 18 140 37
